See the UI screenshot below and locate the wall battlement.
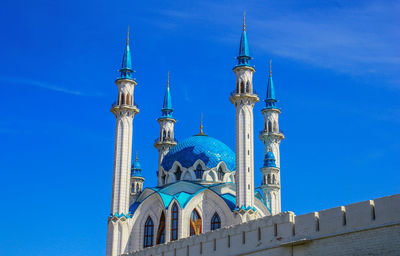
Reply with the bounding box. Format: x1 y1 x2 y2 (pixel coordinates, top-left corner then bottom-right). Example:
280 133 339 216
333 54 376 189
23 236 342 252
124 194 400 256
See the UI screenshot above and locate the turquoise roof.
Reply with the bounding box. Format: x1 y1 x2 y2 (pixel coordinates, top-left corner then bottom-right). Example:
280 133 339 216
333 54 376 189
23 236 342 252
131 158 143 177
263 151 277 168
237 29 252 67
264 65 278 109
118 31 134 80
129 181 238 214
161 81 173 118
161 135 236 171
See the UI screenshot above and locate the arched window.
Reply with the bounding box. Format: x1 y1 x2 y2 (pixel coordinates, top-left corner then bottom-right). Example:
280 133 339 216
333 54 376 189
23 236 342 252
211 213 221 231
162 130 166 139
240 81 245 93
189 209 202 236
217 167 224 181
167 131 171 138
131 183 135 193
267 174 271 184
144 217 154 248
121 93 125 105
272 174 275 184
175 167 182 181
246 81 250 93
126 93 130 105
171 203 179 241
136 183 139 193
195 164 203 179
268 121 272 133
156 212 166 244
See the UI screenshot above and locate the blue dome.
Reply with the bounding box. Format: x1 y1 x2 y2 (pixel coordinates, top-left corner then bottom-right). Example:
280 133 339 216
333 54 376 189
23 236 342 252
161 135 236 171
263 151 276 168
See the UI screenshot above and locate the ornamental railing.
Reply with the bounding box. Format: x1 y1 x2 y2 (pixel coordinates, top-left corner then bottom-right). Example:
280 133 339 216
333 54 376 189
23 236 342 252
230 89 259 96
259 129 284 135
154 137 178 144
111 101 139 109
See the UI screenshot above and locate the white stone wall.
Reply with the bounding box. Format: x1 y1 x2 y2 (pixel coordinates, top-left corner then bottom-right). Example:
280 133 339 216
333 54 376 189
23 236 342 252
124 193 400 256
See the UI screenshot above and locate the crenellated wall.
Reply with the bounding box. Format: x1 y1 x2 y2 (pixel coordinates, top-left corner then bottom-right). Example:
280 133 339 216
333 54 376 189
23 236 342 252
123 193 400 256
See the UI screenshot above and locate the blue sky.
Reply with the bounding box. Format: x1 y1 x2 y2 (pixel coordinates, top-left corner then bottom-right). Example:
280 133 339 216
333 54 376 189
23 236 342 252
0 0 399 255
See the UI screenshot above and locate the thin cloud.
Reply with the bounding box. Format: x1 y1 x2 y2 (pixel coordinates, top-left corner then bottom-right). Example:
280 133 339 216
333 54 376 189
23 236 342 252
0 76 102 96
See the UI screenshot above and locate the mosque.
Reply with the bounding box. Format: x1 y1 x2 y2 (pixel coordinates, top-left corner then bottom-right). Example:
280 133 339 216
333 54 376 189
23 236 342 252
105 16 400 256
106 16 283 255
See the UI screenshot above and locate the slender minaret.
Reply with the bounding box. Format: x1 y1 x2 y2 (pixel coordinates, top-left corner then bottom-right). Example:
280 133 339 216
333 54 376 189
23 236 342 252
260 148 281 215
154 72 177 186
130 151 145 204
107 29 139 256
259 61 284 167
229 14 259 216
259 61 284 215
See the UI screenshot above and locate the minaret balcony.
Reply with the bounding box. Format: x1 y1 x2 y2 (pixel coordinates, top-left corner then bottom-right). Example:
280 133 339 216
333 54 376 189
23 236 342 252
229 90 259 104
154 137 178 147
110 101 139 114
258 129 285 140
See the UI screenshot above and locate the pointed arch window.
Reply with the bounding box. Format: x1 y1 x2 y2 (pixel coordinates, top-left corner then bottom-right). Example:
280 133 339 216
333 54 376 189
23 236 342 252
189 209 202 236
144 216 154 248
171 203 179 241
267 174 271 184
211 213 221 231
121 93 126 105
195 164 204 179
175 167 182 181
217 167 224 181
272 174 276 184
156 212 166 244
240 81 245 93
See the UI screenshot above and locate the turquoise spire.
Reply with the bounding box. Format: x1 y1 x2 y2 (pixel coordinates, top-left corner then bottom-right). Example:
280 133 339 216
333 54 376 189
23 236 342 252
161 72 174 118
119 27 134 80
237 12 252 66
131 151 143 177
263 148 277 168
265 60 277 108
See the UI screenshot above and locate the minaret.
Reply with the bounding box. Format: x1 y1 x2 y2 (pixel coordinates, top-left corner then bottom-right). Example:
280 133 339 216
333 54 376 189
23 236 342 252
259 61 284 167
107 29 139 256
154 72 177 186
130 151 145 204
229 14 259 217
260 148 281 215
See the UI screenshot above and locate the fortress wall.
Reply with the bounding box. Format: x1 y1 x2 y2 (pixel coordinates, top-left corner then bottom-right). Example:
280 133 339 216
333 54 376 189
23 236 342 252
125 194 400 256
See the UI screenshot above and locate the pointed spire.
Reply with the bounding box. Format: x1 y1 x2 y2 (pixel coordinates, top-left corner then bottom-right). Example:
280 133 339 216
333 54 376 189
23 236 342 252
265 59 277 108
196 113 207 136
236 12 251 67
161 71 173 118
131 150 142 176
243 11 246 31
119 27 134 80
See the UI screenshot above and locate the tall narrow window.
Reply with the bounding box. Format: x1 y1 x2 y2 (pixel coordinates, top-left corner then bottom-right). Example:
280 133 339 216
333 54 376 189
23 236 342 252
267 174 271 184
144 217 154 248
268 121 272 132
217 167 224 181
156 212 166 244
121 93 126 105
246 81 250 93
189 209 202 236
171 203 179 241
136 183 139 193
240 81 245 93
167 131 171 138
211 213 221 231
126 93 130 105
175 167 182 181
195 164 203 179
272 174 275 184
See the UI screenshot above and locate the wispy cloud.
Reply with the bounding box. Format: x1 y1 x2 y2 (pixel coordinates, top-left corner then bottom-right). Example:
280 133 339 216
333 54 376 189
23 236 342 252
148 1 400 87
0 76 102 96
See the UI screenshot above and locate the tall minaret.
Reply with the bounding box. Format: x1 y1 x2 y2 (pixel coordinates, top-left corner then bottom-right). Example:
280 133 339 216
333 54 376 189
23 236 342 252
229 14 259 217
260 149 281 215
259 61 284 215
154 72 177 186
107 29 139 256
259 61 284 167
